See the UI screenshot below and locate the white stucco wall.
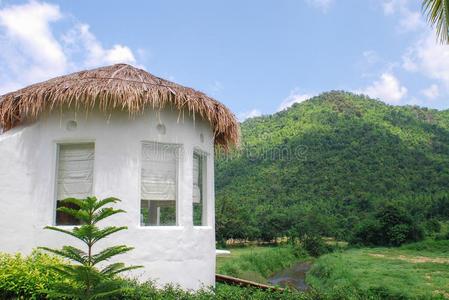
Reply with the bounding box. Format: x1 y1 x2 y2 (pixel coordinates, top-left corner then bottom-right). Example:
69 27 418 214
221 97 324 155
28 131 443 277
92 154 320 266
0 106 216 290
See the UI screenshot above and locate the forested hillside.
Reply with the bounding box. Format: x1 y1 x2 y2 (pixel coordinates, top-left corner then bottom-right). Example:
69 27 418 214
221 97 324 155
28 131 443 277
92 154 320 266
215 91 449 243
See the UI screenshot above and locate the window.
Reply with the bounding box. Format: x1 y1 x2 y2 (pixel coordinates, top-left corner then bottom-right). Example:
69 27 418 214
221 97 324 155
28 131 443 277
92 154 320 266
55 143 94 225
141 142 178 226
193 152 207 226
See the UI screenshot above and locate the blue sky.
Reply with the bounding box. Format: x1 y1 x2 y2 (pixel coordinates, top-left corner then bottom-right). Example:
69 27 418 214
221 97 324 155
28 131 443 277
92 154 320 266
0 0 448 120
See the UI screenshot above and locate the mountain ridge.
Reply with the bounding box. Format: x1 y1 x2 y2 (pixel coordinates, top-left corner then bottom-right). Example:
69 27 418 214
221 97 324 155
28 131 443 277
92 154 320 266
215 91 449 241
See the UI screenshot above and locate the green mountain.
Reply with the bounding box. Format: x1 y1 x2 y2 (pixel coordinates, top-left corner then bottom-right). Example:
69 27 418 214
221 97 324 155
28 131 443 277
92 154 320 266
215 91 449 242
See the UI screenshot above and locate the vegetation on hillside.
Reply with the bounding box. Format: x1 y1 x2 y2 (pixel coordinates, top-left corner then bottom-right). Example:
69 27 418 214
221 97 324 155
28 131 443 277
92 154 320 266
216 91 449 245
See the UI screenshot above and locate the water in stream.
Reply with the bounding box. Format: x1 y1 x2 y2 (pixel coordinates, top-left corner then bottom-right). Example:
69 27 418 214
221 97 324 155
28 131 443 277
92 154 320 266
267 262 312 291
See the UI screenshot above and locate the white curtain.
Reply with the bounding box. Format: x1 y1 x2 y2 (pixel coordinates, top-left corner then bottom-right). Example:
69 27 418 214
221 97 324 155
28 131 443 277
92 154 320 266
141 142 177 201
193 154 201 204
57 144 94 200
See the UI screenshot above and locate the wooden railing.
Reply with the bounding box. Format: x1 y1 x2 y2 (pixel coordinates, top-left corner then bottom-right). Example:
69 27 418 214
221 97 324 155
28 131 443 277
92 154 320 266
216 274 284 291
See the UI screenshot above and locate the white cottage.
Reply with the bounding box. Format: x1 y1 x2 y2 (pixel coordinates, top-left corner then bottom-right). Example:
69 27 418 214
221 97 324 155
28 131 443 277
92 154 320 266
0 64 239 290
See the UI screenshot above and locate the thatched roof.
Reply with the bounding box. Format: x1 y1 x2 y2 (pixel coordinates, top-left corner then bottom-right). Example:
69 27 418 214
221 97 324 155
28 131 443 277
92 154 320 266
0 64 239 149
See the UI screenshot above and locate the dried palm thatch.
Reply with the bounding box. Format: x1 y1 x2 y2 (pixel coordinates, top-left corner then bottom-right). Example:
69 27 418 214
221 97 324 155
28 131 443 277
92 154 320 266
0 64 239 149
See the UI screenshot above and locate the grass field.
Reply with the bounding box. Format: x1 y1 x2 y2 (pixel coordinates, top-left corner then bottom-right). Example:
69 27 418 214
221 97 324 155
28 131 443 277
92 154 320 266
307 240 449 299
216 245 308 284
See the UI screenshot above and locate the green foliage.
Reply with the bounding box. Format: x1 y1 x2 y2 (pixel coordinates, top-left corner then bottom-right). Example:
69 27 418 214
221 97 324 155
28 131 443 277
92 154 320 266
217 246 308 283
39 196 142 300
351 203 424 246
0 252 318 300
300 235 332 257
307 240 449 299
111 280 319 300
422 0 449 44
0 251 65 300
216 91 449 242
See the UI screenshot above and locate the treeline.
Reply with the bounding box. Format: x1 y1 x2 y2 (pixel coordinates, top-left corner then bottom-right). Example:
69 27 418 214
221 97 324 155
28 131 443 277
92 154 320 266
216 192 449 245
215 91 449 246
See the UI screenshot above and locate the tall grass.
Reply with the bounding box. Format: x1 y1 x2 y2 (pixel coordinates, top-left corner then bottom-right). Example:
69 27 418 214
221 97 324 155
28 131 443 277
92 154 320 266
217 245 308 283
307 240 449 299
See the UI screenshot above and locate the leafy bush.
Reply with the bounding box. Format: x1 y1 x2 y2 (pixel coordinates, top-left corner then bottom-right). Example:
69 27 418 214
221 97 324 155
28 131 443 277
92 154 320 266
111 280 319 300
0 251 65 300
0 254 318 300
424 218 442 235
351 203 424 247
300 235 332 257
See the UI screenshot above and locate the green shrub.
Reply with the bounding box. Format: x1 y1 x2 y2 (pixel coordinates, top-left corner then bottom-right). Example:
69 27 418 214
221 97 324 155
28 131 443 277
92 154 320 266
111 280 318 300
424 218 441 235
0 253 320 300
0 251 65 299
351 203 424 247
300 235 332 257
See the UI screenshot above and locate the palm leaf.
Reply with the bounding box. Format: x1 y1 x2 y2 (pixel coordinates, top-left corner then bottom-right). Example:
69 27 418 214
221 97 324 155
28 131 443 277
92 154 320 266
423 0 449 43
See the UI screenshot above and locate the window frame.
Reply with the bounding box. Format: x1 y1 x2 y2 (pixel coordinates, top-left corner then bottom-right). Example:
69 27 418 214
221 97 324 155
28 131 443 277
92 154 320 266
139 141 182 228
193 148 209 227
53 140 96 226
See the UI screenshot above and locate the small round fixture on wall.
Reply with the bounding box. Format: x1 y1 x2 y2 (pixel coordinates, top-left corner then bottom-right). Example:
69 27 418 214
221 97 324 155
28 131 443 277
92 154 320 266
66 120 78 131
200 133 204 143
156 123 166 135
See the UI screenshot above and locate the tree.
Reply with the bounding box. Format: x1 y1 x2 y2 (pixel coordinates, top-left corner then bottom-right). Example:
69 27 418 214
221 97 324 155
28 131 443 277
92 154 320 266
39 197 142 299
423 0 449 43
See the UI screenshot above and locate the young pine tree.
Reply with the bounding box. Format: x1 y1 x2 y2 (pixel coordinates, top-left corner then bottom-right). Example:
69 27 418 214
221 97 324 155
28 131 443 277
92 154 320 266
39 197 142 299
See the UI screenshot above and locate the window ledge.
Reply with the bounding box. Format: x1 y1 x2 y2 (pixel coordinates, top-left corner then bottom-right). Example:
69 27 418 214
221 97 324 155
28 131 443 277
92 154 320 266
193 226 213 230
137 226 185 230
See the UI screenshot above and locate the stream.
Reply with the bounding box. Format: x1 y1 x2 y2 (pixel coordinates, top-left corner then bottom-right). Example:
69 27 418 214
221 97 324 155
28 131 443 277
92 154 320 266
267 262 312 291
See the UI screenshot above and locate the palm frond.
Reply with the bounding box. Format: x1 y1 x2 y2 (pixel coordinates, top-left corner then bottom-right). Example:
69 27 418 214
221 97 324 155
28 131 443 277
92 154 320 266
423 0 449 43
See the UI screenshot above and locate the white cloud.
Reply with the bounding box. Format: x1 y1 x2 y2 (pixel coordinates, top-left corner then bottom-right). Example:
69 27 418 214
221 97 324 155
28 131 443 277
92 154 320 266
0 1 67 91
421 84 439 100
381 0 425 32
278 89 313 111
398 11 424 32
64 24 136 67
237 109 262 122
305 0 334 12
358 73 407 103
402 33 449 88
0 1 138 94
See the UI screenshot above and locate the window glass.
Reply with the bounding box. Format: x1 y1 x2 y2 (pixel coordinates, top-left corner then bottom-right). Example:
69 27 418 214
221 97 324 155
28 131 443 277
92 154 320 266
141 142 178 226
193 152 207 226
56 143 94 225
